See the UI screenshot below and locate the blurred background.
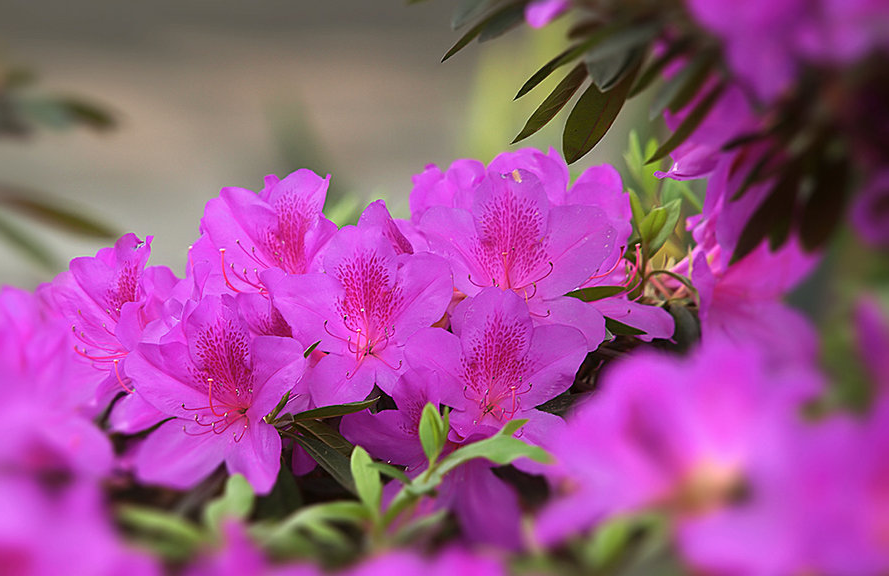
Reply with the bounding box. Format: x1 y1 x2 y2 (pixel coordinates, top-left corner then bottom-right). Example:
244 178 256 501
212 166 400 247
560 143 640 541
0 0 652 288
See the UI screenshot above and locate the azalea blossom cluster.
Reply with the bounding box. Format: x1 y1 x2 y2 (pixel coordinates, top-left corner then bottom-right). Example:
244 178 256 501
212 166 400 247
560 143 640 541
1 143 887 574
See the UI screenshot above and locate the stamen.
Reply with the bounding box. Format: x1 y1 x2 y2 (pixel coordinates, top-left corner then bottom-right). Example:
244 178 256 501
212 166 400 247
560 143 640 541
112 359 134 394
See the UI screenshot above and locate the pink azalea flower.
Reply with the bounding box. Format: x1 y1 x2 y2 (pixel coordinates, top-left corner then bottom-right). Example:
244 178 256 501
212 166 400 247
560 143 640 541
536 337 820 546
414 148 635 349
192 169 338 294
406 288 586 445
524 0 570 29
0 287 113 480
0 478 160 576
267 202 453 406
128 294 307 494
49 233 178 432
851 170 889 248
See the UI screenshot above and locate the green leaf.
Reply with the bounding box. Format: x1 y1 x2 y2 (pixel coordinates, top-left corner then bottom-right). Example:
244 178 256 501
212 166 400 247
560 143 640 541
350 446 382 515
203 474 255 536
800 153 850 251
451 0 494 30
286 397 379 422
442 3 524 61
731 162 801 264
264 390 291 424
582 22 660 64
303 340 321 358
57 97 115 131
566 285 626 302
369 461 411 484
604 316 646 336
587 516 633 568
623 130 660 201
0 186 117 239
586 47 645 92
515 35 606 99
562 63 639 164
117 505 204 561
628 189 646 231
0 210 56 270
648 50 716 121
646 82 725 165
418 402 447 464
640 198 682 255
513 63 587 144
437 419 551 476
255 464 303 520
661 178 702 213
288 420 355 493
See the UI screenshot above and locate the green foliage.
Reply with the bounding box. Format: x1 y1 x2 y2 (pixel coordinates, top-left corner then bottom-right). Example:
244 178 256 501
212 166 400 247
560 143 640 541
418 402 449 464
350 446 383 517
203 474 256 538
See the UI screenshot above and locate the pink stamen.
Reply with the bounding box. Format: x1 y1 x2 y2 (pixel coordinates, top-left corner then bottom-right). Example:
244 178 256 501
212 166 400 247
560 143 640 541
112 359 134 394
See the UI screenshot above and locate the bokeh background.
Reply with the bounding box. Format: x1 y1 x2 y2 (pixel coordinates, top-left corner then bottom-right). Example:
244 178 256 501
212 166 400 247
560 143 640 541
0 0 650 289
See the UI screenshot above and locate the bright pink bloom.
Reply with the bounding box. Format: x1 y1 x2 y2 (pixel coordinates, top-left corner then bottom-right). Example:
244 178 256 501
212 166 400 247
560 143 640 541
128 294 307 494
268 202 453 406
50 233 178 432
192 170 337 294
525 0 570 28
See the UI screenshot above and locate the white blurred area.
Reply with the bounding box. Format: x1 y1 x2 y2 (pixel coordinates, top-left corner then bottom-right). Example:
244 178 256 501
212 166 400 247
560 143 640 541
0 1 478 288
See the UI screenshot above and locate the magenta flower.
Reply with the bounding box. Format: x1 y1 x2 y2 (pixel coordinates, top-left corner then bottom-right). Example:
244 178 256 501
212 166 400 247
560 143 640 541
855 295 889 391
50 233 178 431
535 337 820 545
192 169 337 294
267 203 453 405
406 288 586 444
415 149 634 349
128 294 307 494
0 479 160 576
851 170 889 248
524 0 570 29
0 286 113 480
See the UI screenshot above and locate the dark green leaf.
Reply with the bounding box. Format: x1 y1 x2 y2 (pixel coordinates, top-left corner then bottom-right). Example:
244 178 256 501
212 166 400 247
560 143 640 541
58 97 115 131
586 47 644 92
117 505 204 561
800 154 850 251
565 285 626 301
664 302 699 352
350 446 382 514
255 464 303 520
478 3 525 42
515 34 606 99
648 50 716 121
731 162 801 263
582 22 659 64
562 63 639 164
513 63 587 144
646 83 725 165
452 0 494 30
436 419 551 476
203 474 255 535
604 317 646 336
442 2 523 61
0 210 56 270
289 420 355 493
0 185 117 239
286 397 379 422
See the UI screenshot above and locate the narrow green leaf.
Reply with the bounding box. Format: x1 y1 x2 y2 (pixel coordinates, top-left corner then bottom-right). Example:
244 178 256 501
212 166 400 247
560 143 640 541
565 285 626 302
586 47 644 92
287 397 379 422
350 446 382 514
255 464 303 520
513 63 587 144
369 462 411 484
515 34 605 99
118 505 204 546
58 97 115 131
437 433 551 476
562 63 639 164
582 22 660 64
442 3 523 61
731 163 801 264
418 402 446 464
264 390 291 424
0 187 117 238
451 0 493 30
646 82 726 165
478 3 525 42
648 50 716 121
800 154 850 251
628 189 646 231
587 516 633 568
641 198 682 255
0 210 56 270
604 317 646 336
289 420 355 493
203 474 255 535
303 340 321 358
